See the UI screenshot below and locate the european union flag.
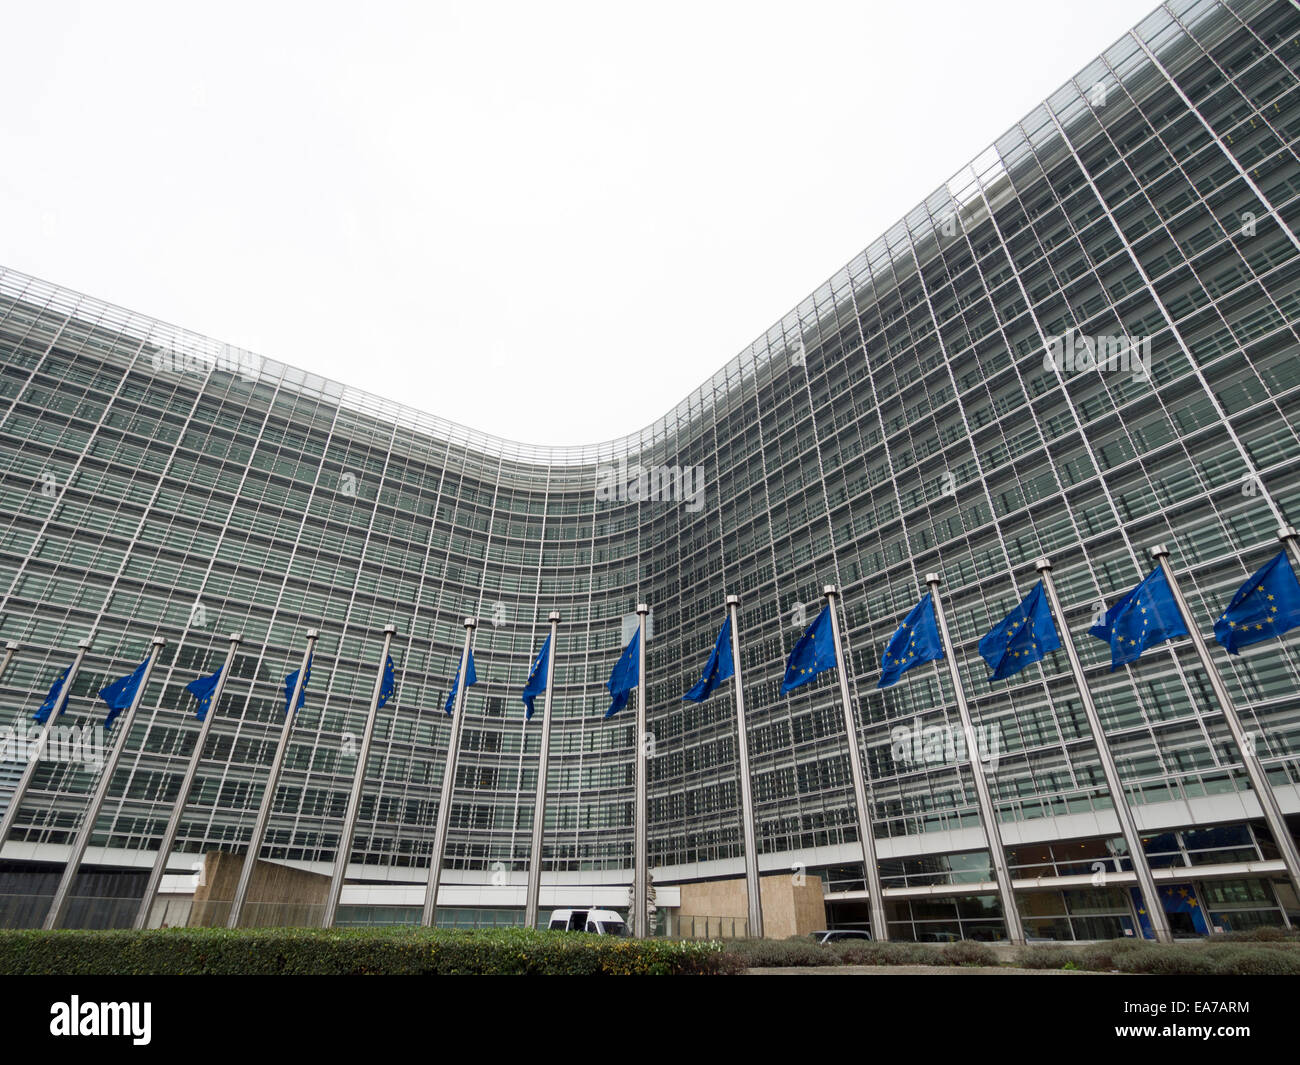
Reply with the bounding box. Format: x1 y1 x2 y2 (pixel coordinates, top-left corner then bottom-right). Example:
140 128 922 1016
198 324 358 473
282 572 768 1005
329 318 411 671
98 657 150 730
682 617 734 703
781 605 837 695
283 653 313 716
187 666 223 722
1213 551 1300 655
444 649 477 715
522 635 551 721
1089 565 1187 670
33 665 73 724
878 594 943 689
978 581 1061 681
378 654 396 708
604 629 640 719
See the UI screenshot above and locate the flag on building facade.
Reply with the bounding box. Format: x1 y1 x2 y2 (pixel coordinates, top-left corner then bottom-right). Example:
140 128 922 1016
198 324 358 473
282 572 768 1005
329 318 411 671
98 657 150 730
1089 566 1187 670
522 635 551 721
1213 550 1300 654
978 581 1060 681
682 617 734 703
878 594 943 689
781 605 837 695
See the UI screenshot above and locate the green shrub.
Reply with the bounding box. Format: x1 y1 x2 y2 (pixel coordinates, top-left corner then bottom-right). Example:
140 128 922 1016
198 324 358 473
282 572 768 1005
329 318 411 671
1201 945 1300 975
719 937 836 967
1114 945 1217 975
939 940 997 967
1013 945 1075 969
0 927 734 976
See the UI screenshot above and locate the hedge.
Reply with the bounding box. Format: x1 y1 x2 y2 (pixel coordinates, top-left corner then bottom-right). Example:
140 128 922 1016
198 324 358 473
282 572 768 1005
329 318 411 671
0 927 736 976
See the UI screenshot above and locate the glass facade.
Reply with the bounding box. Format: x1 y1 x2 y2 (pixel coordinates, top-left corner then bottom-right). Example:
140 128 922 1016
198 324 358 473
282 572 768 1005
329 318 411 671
1 0 1299 938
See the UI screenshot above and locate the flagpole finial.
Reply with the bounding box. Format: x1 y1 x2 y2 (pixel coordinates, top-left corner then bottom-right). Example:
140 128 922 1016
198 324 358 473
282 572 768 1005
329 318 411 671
925 572 941 585
726 594 740 606
4 641 16 651
464 617 477 629
151 636 166 647
822 584 837 597
77 637 92 649
1033 557 1052 572
1279 525 1298 542
306 628 320 638
548 611 561 623
228 632 243 644
382 623 398 636
1149 543 1170 560
636 603 649 615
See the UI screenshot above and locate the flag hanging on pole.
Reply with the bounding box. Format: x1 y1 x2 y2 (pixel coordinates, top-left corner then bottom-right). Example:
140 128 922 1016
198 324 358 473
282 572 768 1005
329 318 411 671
1214 551 1300 654
781 605 837 695
444 649 477 715
33 666 73 724
283 653 313 715
878 593 943 688
1089 566 1187 670
522 635 551 721
187 666 223 721
682 616 734 703
978 581 1061 681
98 657 150 730
378 654 397 709
604 629 640 719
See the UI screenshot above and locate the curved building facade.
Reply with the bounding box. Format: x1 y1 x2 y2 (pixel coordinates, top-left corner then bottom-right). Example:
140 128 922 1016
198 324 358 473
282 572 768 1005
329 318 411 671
2 0 1300 939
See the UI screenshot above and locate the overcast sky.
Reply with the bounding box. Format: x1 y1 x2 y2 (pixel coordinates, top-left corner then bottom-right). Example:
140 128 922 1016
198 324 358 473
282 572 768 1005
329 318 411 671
1 0 1159 446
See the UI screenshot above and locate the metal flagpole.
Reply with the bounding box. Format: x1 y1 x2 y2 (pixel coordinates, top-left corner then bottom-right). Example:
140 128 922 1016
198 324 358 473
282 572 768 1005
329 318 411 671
227 628 319 928
926 574 1026 945
46 637 166 929
423 617 476 927
1280 525 1300 575
0 637 93 851
0 642 17 682
726 594 764 939
524 611 560 930
323 624 396 928
1150 543 1300 900
632 603 649 939
822 586 889 941
134 633 242 930
1034 559 1172 943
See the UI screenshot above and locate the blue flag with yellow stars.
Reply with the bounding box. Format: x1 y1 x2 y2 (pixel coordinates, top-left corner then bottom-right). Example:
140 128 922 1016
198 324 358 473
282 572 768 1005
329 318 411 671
283 653 313 716
445 649 478 715
522 635 551 721
187 666 223 722
604 629 640 719
878 594 943 689
781 605 837 695
1213 551 1300 655
978 581 1061 681
98 657 150 730
378 654 397 708
683 616 734 703
33 665 74 724
1089 565 1187 670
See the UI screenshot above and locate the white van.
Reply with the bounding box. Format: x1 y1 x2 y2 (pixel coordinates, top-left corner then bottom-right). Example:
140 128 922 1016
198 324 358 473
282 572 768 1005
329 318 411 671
547 908 629 935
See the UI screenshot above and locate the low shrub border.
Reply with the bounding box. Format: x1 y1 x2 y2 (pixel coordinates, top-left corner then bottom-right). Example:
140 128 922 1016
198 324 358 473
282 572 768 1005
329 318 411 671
0 927 736 976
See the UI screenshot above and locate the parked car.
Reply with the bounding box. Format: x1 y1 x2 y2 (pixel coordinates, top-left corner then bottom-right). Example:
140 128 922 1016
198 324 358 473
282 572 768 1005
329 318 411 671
547 908 629 935
808 929 871 944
